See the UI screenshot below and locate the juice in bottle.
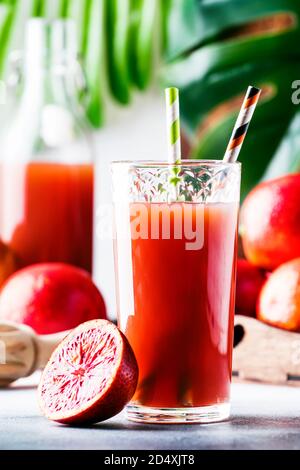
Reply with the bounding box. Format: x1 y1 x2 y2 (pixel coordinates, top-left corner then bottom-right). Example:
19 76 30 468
126 201 238 409
0 21 94 275
0 163 94 272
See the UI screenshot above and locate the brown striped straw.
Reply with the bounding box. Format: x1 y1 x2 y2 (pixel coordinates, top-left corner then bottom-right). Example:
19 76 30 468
223 86 261 163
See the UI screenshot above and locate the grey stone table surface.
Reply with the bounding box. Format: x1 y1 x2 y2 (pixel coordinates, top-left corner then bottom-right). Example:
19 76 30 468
1 375 300 451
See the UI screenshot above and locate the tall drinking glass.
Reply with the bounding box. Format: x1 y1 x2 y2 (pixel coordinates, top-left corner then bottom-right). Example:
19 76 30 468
112 160 241 424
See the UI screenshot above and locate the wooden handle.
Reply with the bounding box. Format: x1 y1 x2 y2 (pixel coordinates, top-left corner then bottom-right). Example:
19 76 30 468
0 322 36 387
0 322 69 387
234 315 300 386
35 331 69 369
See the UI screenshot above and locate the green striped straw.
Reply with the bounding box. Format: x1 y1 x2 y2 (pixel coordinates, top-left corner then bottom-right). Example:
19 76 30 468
165 87 182 164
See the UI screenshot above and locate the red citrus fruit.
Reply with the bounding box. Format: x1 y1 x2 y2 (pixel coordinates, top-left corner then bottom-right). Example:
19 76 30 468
257 258 300 332
236 259 265 317
38 320 139 425
0 263 106 334
240 174 300 270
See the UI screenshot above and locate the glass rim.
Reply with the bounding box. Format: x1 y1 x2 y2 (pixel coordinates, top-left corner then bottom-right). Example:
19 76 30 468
111 159 241 169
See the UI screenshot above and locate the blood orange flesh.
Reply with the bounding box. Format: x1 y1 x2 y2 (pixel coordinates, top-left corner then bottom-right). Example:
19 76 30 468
38 320 138 425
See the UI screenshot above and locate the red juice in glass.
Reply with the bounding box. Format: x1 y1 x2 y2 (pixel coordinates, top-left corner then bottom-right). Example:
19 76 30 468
127 202 238 408
112 161 241 423
0 163 94 272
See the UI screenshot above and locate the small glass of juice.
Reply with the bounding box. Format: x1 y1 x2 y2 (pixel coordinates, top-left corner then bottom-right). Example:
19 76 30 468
112 160 241 424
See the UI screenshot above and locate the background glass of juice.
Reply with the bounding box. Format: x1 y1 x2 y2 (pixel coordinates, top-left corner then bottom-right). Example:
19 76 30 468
112 160 241 424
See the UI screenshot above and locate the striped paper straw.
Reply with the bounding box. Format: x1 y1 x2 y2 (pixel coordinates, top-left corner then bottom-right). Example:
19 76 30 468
165 87 182 164
224 86 261 163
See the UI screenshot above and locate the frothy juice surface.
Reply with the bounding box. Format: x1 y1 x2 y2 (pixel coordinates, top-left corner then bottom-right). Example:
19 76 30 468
0 163 94 272
125 201 238 409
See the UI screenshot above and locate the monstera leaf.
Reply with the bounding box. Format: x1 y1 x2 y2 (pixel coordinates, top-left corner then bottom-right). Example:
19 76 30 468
162 0 300 197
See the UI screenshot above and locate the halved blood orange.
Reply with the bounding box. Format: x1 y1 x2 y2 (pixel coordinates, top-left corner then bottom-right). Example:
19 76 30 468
38 320 138 425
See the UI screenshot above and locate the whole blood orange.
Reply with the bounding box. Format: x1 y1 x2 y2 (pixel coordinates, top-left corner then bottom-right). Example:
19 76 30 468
236 259 265 317
241 174 300 270
0 263 106 334
38 320 139 425
257 258 300 332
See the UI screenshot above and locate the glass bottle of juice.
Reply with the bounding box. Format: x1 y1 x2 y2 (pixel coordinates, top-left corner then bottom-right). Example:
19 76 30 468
0 19 94 275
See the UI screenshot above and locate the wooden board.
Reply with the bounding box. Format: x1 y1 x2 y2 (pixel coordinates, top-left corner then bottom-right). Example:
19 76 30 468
233 315 300 386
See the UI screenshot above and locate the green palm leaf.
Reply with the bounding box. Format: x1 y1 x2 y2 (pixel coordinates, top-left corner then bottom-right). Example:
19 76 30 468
106 0 131 105
129 0 157 90
84 0 105 127
32 0 47 17
0 1 15 77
